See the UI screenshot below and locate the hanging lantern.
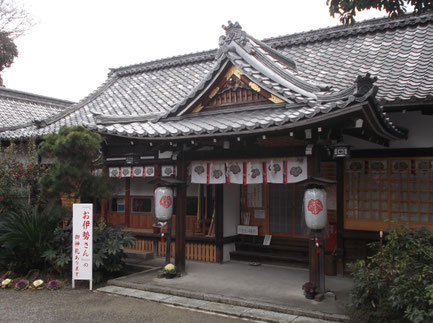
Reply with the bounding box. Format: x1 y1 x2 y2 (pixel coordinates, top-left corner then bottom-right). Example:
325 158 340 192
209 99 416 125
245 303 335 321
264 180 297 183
332 143 350 158
304 186 327 230
154 187 173 221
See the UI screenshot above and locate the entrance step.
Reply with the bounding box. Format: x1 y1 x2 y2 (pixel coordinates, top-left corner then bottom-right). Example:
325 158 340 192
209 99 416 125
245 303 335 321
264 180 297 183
230 236 309 267
230 250 308 266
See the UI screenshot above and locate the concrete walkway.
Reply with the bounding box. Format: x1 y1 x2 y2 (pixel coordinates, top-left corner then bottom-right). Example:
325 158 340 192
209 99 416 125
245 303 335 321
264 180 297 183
100 258 352 322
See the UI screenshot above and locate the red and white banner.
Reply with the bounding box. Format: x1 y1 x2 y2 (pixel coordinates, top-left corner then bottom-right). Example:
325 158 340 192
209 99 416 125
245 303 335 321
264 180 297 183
191 161 208 184
286 158 307 183
209 162 226 184
72 204 93 289
120 167 131 178
109 167 120 178
246 162 263 184
132 166 144 178
190 158 308 185
266 160 284 183
145 166 155 177
161 165 176 177
226 162 243 184
91 169 103 176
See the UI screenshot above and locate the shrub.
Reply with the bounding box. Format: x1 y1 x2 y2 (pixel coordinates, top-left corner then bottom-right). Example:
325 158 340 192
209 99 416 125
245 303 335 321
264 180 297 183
39 126 113 202
0 205 63 273
43 222 135 282
0 139 44 218
348 226 433 323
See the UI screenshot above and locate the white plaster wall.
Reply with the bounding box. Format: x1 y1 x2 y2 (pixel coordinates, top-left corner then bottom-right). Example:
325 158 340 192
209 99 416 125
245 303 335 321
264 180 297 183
223 184 240 237
130 178 153 195
223 243 236 262
344 111 433 150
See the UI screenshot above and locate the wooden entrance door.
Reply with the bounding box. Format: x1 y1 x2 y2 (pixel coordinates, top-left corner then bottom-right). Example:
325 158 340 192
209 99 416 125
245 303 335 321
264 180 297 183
269 184 306 236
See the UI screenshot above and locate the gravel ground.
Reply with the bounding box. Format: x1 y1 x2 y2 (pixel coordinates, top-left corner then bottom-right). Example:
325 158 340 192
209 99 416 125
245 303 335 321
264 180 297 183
0 286 248 323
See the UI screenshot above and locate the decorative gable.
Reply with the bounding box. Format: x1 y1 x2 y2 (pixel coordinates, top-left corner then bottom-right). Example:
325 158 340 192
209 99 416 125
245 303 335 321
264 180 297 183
187 64 284 115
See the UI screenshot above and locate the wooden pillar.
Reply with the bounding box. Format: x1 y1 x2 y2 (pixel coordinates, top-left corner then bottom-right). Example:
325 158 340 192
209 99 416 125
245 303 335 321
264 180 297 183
175 158 187 273
336 158 345 276
309 230 319 284
152 182 160 234
215 184 224 263
100 199 107 223
100 167 108 223
165 218 173 264
125 178 131 227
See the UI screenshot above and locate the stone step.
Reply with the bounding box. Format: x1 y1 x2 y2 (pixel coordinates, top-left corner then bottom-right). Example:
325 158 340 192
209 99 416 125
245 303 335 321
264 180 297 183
124 249 154 261
230 250 308 266
235 241 308 254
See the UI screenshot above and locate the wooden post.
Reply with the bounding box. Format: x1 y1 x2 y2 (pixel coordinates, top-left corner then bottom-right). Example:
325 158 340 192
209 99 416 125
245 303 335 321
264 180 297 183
175 157 187 273
309 230 319 284
152 182 159 234
165 218 172 264
100 167 108 223
100 199 107 223
215 184 224 263
336 158 345 276
125 178 131 227
318 230 325 295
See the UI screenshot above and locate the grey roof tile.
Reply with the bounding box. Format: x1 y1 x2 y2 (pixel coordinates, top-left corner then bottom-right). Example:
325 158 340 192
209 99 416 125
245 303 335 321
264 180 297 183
3 13 431 140
0 88 73 133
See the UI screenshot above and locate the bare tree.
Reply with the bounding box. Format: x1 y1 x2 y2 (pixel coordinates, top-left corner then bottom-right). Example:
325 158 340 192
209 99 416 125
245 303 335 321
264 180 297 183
0 0 34 39
0 0 34 85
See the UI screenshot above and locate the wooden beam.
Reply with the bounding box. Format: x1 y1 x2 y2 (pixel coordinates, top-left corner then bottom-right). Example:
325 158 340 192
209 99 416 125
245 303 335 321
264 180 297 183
125 178 131 227
336 158 345 276
215 185 224 263
175 157 187 273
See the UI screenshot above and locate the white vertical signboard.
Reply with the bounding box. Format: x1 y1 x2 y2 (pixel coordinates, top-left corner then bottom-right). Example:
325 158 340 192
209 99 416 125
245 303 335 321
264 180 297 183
72 203 93 290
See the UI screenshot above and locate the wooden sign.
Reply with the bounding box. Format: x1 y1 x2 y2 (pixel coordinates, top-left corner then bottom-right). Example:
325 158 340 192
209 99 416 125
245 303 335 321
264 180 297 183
72 203 93 290
263 235 272 246
237 225 258 236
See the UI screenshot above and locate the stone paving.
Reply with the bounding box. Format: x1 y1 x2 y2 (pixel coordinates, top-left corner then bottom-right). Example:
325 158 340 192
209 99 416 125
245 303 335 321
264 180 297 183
98 285 341 323
99 258 352 322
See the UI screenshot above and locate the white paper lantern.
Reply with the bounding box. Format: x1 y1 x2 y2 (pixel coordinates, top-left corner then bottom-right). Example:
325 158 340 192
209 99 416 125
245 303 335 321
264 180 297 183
154 187 173 221
304 187 327 230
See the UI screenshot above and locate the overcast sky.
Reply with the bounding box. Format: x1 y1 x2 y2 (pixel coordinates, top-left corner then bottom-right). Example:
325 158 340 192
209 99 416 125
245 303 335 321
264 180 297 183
2 0 386 102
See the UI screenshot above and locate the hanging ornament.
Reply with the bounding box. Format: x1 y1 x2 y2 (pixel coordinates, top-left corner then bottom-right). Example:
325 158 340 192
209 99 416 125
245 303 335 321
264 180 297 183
315 237 320 254
161 228 165 243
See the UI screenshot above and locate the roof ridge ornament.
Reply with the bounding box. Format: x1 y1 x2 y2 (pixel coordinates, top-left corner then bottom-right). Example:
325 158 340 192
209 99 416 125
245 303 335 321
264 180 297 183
355 73 378 97
216 21 249 60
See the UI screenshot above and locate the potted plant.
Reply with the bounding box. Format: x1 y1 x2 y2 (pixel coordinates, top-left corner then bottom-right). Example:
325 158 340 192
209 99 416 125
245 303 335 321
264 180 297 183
162 263 177 279
302 281 319 299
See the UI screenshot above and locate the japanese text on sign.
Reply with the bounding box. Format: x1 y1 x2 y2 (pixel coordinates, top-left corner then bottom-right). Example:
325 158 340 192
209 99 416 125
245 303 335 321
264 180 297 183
72 204 93 281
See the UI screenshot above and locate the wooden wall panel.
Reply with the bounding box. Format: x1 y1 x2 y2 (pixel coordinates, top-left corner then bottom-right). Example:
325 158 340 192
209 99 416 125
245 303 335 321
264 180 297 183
107 213 126 226
158 241 217 262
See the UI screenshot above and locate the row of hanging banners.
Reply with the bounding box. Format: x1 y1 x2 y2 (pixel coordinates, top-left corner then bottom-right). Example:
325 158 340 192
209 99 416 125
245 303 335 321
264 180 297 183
101 158 307 185
104 165 176 178
191 158 308 185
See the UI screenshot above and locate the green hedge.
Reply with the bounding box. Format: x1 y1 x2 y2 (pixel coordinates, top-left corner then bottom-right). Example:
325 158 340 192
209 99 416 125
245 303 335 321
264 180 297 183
348 226 433 322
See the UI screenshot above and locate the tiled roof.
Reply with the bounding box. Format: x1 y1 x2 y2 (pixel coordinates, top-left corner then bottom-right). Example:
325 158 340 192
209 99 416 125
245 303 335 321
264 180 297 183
0 87 73 132
1 13 432 140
